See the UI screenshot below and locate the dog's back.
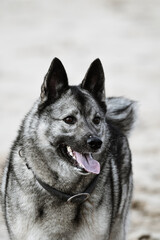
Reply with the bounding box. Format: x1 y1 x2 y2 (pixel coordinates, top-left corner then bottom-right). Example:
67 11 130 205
1 58 136 240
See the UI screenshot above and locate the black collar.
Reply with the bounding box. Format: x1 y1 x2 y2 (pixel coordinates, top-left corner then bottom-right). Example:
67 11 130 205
36 175 99 204
19 149 99 205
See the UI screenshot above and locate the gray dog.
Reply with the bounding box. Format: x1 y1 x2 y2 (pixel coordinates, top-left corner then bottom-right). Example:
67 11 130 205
1 58 136 240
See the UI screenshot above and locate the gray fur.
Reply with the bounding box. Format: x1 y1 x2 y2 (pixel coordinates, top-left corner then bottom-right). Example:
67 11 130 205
1 58 136 240
106 97 137 136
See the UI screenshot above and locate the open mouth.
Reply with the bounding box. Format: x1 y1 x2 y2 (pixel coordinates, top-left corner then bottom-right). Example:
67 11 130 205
59 145 100 175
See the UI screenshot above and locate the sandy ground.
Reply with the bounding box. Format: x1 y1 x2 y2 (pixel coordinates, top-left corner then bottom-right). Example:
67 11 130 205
0 0 160 239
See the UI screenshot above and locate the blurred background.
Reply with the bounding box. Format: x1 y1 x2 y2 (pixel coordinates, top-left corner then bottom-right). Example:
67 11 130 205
0 0 160 239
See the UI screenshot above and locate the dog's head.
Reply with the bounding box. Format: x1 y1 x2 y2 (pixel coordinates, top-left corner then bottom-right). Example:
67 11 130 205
35 58 136 176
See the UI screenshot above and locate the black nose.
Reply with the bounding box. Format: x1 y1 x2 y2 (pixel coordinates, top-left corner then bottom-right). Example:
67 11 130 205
87 137 102 151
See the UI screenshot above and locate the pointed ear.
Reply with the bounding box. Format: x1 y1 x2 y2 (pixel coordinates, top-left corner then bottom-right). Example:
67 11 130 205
81 59 105 101
40 58 68 105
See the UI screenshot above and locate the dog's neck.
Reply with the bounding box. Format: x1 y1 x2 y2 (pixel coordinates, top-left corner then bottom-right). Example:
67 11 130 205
19 148 99 204
36 174 99 204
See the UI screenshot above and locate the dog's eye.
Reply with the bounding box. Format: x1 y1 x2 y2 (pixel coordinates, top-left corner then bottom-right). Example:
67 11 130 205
63 116 77 125
93 116 101 125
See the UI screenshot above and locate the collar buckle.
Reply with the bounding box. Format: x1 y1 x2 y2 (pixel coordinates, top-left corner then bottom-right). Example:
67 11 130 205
67 193 90 204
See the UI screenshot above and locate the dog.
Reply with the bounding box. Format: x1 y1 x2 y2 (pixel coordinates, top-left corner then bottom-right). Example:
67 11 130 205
1 58 136 240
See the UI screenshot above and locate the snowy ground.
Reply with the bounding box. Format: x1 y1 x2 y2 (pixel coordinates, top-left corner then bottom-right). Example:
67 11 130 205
0 0 160 239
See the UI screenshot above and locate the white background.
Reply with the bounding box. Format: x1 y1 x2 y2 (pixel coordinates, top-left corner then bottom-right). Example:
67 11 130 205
0 0 160 239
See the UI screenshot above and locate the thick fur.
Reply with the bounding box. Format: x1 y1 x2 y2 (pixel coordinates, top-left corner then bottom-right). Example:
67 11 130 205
1 58 136 240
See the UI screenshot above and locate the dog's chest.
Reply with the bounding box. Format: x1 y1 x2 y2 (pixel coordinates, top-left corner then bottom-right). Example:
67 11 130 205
73 200 110 240
26 198 110 240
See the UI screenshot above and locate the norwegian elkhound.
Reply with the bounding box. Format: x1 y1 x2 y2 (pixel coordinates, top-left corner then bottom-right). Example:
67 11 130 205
1 58 136 240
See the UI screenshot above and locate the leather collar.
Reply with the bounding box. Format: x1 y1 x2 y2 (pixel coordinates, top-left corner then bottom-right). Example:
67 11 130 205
19 149 99 204
36 175 99 204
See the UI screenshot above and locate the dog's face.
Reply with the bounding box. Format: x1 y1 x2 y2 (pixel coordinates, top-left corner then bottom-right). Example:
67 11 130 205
37 58 108 176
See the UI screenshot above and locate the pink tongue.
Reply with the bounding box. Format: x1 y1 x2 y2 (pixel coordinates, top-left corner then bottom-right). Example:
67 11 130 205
73 152 100 174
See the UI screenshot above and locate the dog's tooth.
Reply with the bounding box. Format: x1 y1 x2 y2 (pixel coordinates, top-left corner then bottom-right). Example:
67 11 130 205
70 151 73 157
67 146 74 158
67 146 72 152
